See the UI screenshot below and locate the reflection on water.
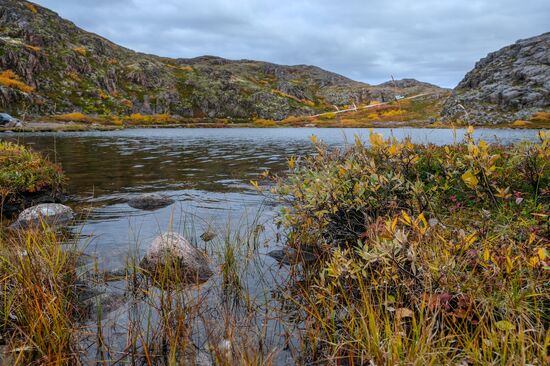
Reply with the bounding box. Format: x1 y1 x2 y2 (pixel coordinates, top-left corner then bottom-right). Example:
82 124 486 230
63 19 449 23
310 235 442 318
0 127 542 363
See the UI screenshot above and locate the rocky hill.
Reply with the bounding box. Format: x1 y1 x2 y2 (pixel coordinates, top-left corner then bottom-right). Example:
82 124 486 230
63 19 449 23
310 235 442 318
442 33 550 124
0 0 444 120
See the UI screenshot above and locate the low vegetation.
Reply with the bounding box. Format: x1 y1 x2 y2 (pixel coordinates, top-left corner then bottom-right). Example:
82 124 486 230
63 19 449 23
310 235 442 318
0 228 81 365
0 70 34 93
0 142 65 212
273 129 550 364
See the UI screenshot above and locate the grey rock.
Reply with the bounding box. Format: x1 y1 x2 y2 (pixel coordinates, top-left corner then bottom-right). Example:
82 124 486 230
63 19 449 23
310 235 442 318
267 248 317 265
141 232 213 285
128 193 174 210
9 203 74 229
442 32 550 125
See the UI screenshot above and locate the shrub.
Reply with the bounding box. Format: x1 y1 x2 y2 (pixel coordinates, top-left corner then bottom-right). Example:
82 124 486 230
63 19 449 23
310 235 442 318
25 3 38 13
0 70 34 93
0 142 65 206
72 47 88 56
381 108 406 118
274 129 550 364
512 119 530 127
530 111 550 123
318 112 337 120
125 113 177 125
252 119 277 127
53 112 95 123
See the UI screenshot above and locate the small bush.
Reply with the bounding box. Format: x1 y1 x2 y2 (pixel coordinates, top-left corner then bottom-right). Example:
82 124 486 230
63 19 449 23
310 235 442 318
318 112 337 120
53 112 95 123
512 119 530 127
72 47 88 56
0 142 65 206
252 119 277 127
0 70 34 93
530 111 550 123
25 3 38 13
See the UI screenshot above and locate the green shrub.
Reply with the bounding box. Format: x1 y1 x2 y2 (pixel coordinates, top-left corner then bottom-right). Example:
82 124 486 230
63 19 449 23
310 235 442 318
273 129 550 364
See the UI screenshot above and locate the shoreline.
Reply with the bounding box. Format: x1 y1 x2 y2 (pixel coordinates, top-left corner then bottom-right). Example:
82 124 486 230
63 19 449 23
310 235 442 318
1 120 548 133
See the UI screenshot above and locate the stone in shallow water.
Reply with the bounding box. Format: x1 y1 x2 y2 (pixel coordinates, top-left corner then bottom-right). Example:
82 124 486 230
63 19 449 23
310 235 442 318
141 232 213 286
267 248 317 265
127 193 174 210
9 203 74 229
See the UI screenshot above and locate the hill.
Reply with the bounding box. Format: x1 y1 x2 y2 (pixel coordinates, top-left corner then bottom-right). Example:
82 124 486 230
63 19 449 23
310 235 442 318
0 0 444 121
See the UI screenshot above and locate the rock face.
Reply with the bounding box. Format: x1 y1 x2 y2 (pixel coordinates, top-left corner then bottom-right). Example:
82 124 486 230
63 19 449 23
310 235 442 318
0 0 444 120
442 33 550 124
141 232 213 285
9 203 74 229
128 193 174 210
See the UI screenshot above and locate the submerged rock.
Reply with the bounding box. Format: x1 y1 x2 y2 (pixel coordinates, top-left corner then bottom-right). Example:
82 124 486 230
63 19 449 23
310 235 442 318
267 248 317 265
141 232 213 285
9 203 74 229
128 193 174 210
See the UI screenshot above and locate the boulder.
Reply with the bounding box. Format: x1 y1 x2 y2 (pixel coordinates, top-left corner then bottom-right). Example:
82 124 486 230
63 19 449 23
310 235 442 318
128 193 174 210
141 232 213 285
9 203 74 229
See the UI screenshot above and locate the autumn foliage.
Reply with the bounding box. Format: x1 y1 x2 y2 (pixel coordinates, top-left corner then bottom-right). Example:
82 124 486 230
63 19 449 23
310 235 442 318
273 129 550 364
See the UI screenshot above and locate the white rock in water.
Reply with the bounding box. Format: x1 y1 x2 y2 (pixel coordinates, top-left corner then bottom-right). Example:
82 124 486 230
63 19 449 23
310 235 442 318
141 232 213 285
9 203 74 229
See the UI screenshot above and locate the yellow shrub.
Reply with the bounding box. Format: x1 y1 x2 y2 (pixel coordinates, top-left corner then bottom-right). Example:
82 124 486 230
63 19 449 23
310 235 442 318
530 111 550 123
381 109 406 118
73 47 88 56
319 112 337 120
25 3 38 13
367 113 379 120
53 112 95 123
0 70 34 93
121 99 133 109
67 71 81 82
512 120 530 127
253 119 277 127
111 117 123 126
98 90 109 100
125 113 176 124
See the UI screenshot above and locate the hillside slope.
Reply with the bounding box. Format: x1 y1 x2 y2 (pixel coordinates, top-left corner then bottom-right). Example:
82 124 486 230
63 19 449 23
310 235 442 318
0 0 444 120
442 33 550 125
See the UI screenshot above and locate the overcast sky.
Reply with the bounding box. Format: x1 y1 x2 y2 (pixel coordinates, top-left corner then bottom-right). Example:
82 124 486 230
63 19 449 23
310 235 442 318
33 0 549 88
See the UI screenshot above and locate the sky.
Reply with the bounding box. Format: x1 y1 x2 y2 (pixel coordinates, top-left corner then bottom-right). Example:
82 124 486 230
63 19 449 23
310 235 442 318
33 0 549 88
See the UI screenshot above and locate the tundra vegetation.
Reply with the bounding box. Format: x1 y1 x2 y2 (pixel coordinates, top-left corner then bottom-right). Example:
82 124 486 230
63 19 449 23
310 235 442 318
0 142 65 215
0 130 548 365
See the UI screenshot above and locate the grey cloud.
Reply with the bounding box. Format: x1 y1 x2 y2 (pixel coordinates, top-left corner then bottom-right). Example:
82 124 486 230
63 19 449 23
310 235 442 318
34 0 549 87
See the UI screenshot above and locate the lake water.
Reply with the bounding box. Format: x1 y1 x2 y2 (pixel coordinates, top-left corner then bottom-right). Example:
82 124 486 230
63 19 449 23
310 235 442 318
1 127 543 363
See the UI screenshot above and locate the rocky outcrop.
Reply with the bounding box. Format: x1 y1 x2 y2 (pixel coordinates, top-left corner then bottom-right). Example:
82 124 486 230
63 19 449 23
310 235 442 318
128 193 174 211
9 203 74 229
141 232 213 286
0 0 444 120
442 33 550 124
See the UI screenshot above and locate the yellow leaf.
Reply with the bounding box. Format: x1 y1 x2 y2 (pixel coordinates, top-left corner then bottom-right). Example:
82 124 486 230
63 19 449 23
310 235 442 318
538 248 547 260
250 180 260 190
310 134 318 144
461 170 479 189
467 126 475 135
288 156 295 170
401 211 411 225
483 248 490 262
